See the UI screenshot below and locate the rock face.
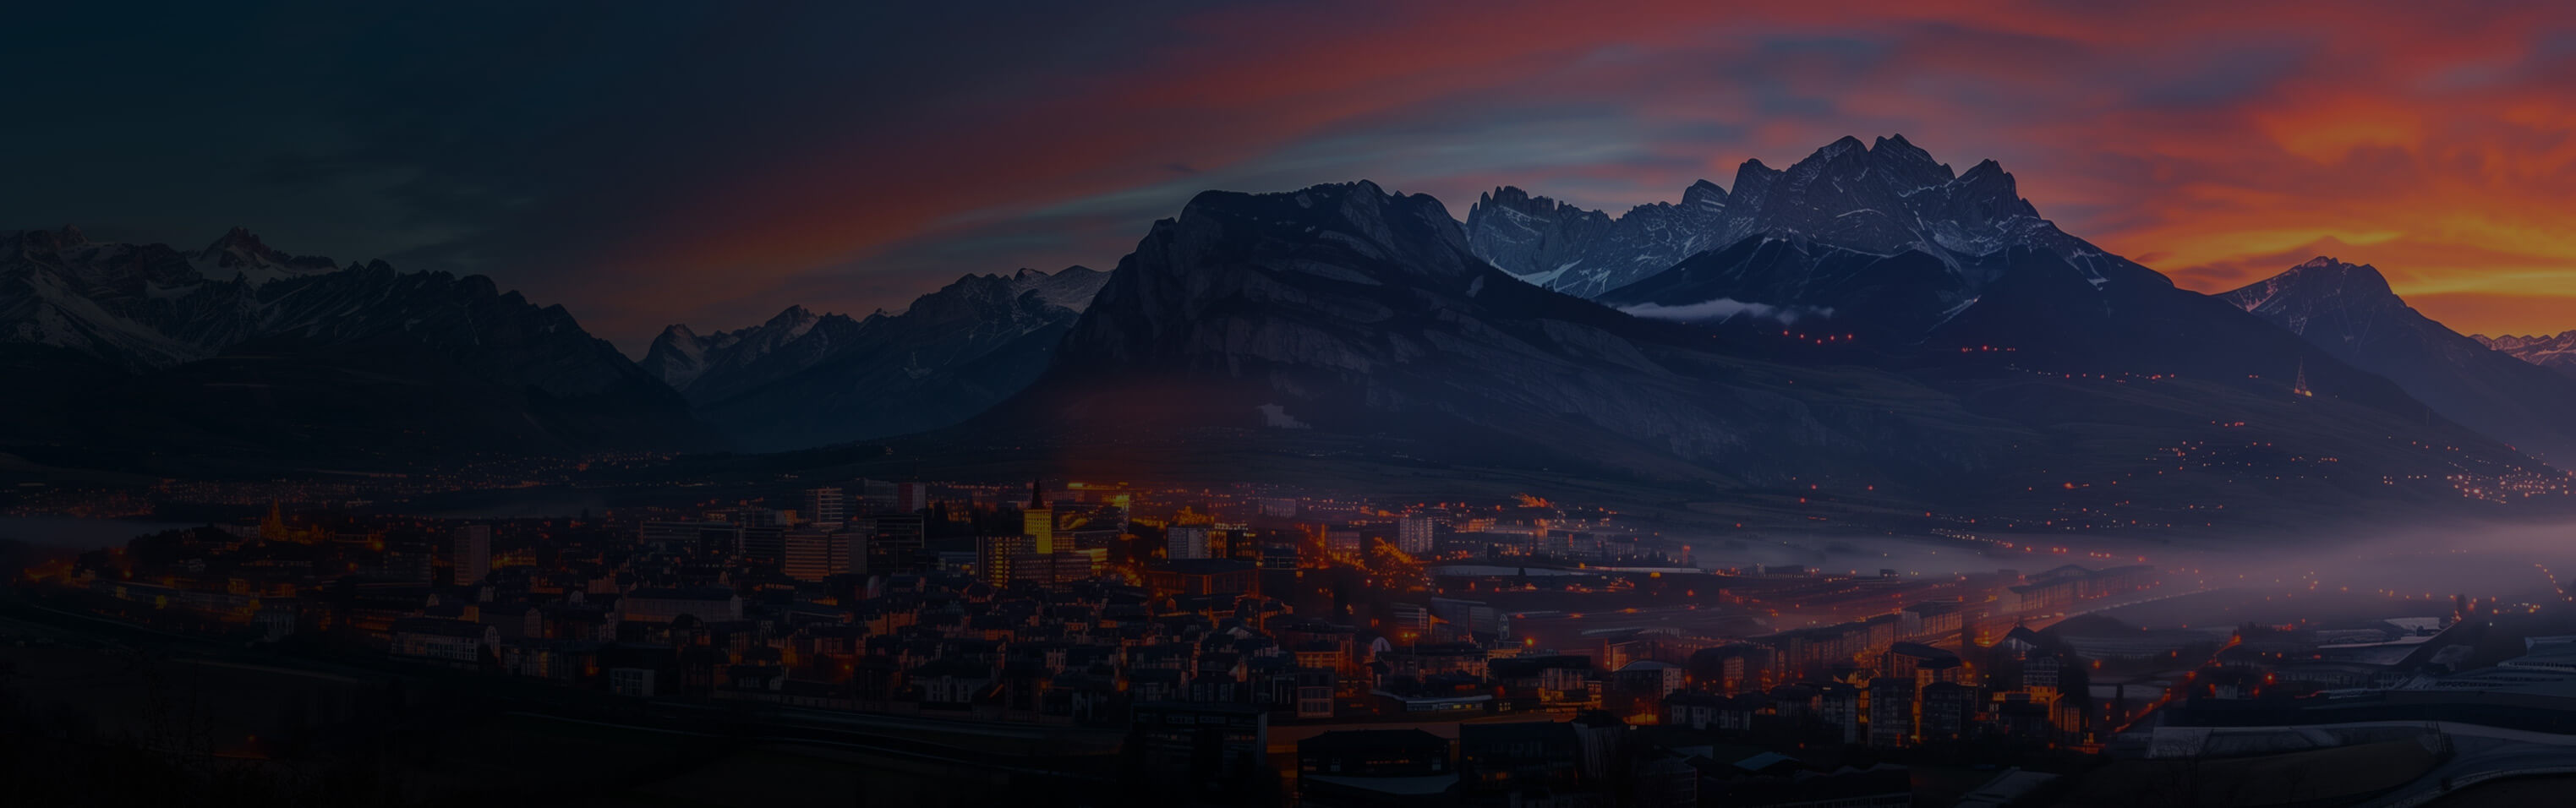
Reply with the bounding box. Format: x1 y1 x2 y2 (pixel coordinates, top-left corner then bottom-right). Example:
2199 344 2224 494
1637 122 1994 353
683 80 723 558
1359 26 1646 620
2475 330 2576 379
0 227 708 472
1583 135 2168 339
641 305 861 396
965 180 2538 517
1463 180 1729 298
2228 258 2576 464
1466 134 2158 317
657 266 1109 451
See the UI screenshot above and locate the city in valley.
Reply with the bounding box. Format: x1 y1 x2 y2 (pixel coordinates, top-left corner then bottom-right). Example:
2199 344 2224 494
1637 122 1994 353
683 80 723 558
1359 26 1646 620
7 468 2574 806
12 3 2576 806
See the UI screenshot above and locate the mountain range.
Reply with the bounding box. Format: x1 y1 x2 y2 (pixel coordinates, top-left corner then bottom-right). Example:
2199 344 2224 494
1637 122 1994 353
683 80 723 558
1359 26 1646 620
2224 258 2576 465
2474 330 2576 379
640 267 1108 451
0 227 708 474
5 135 2566 529
948 172 2540 527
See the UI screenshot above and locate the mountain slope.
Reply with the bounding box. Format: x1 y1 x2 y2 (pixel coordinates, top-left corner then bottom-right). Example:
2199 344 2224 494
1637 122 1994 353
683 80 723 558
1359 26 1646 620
947 180 2539 527
996 180 2005 485
0 227 708 472
670 267 1108 451
2225 258 2576 464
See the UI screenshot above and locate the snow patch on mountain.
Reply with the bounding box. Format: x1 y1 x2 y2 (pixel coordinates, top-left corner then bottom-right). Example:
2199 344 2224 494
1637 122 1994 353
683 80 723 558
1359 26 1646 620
1617 298 1829 325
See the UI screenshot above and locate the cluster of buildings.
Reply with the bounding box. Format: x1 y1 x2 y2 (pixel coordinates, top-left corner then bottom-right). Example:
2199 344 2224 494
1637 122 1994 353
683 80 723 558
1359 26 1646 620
20 478 2198 805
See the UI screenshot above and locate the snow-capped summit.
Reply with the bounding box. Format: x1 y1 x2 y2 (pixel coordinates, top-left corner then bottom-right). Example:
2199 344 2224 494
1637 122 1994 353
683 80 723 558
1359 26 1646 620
193 227 341 286
1578 135 2168 340
1009 265 1107 312
1473 134 2161 334
2475 330 2576 378
0 227 708 466
1464 178 1722 298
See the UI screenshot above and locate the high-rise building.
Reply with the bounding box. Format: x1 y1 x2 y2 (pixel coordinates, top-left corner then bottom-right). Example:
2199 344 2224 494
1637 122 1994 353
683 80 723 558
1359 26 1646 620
1397 516 1436 555
805 487 846 527
867 513 925 571
451 525 491 585
896 482 930 513
1221 527 1261 562
979 534 1033 587
1168 524 1211 560
1021 479 1054 554
1326 527 1363 556
784 528 856 582
1867 677 1917 748
856 478 900 511
737 527 788 571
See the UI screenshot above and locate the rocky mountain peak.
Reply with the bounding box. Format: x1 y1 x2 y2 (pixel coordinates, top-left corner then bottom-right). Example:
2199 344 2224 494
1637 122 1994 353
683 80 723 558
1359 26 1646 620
763 304 820 330
192 227 342 284
9 225 91 254
1162 181 1484 283
1680 179 1729 211
2231 257 2398 314
202 226 271 257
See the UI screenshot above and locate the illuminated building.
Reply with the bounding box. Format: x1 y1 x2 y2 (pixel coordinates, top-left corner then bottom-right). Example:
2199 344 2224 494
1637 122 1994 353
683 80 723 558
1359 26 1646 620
783 528 856 581
451 525 491 585
867 513 926 571
1326 527 1362 556
979 534 1033 586
805 486 845 527
1144 559 1259 596
1867 676 1917 747
1920 681 1978 742
1397 516 1435 555
1022 479 1053 554
1430 597 1507 640
1168 523 1211 560
391 617 496 669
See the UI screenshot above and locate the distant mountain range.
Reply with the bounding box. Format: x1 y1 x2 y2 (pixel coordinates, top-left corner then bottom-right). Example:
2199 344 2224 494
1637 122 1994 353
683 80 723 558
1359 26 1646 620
0 227 708 474
641 267 1108 451
2224 258 2576 465
2474 330 2576 379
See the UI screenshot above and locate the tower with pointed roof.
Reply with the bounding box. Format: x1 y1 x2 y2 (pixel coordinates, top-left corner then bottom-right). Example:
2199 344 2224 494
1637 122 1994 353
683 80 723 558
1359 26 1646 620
1023 478 1053 554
